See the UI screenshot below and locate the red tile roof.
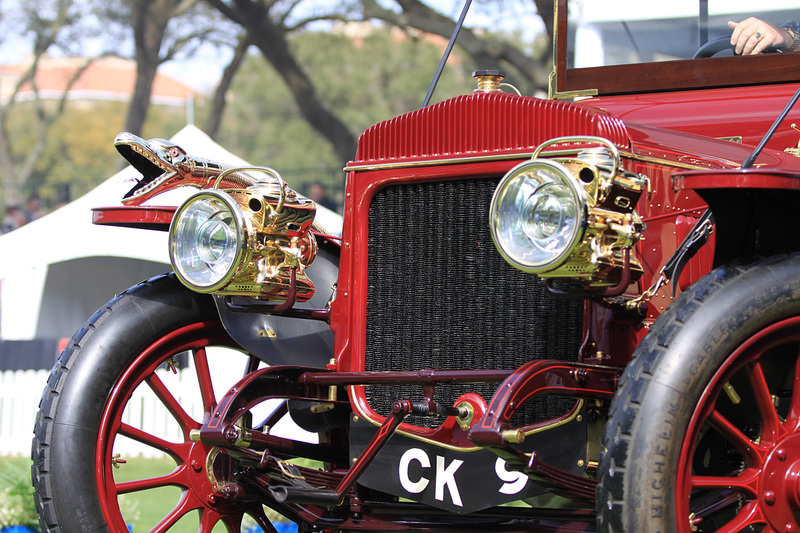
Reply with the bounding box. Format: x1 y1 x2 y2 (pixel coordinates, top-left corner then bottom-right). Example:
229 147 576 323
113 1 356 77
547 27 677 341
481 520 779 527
0 56 194 106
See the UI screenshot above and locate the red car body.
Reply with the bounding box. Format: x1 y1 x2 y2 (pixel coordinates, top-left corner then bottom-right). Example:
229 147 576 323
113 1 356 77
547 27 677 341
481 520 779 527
36 2 800 532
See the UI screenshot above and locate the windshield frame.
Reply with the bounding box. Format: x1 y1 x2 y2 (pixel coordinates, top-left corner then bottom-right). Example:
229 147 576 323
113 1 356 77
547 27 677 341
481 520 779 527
552 0 800 98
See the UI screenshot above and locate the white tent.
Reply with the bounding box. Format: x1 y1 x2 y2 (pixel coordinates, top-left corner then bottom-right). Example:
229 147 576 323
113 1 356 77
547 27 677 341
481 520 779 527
0 125 342 344
0 125 335 453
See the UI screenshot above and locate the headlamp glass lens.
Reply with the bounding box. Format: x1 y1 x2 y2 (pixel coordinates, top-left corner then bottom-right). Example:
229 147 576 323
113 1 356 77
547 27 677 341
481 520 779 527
196 212 236 266
171 192 242 290
524 182 578 249
491 160 584 272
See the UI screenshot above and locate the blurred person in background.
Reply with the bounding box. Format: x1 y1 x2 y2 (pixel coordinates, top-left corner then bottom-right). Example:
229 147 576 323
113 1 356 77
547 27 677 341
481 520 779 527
2 205 28 233
26 193 48 222
309 182 338 212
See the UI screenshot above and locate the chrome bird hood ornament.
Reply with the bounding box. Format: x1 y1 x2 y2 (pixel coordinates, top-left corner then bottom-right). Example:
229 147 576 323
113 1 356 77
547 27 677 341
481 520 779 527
115 132 256 206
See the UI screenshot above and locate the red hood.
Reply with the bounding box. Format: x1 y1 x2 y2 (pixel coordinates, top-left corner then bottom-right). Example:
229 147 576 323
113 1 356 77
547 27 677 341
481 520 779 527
623 121 797 170
351 91 799 171
579 83 800 162
352 92 629 165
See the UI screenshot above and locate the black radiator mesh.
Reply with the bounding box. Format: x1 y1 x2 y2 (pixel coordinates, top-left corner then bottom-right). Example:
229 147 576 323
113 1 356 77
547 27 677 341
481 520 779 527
365 178 585 426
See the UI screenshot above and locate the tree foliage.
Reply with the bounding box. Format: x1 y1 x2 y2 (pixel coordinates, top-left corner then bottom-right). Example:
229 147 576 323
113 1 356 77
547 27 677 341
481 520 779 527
203 0 360 163
203 0 549 165
0 0 228 211
214 24 476 196
0 0 85 206
92 0 232 134
361 0 550 93
0 0 551 216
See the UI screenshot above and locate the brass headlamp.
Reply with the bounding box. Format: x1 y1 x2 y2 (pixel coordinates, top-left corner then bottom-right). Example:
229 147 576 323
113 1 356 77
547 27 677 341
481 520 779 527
169 167 318 301
490 136 645 287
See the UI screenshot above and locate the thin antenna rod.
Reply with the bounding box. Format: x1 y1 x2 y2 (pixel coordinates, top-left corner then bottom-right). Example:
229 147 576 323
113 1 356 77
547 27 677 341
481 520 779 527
742 85 800 168
421 0 472 108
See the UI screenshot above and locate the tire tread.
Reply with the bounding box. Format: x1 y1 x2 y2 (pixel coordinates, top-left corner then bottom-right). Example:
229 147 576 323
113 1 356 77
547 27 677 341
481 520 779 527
597 254 800 531
30 275 200 533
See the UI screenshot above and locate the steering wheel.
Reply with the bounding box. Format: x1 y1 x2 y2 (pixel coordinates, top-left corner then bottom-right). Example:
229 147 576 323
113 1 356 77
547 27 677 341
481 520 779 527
693 33 782 58
693 35 736 58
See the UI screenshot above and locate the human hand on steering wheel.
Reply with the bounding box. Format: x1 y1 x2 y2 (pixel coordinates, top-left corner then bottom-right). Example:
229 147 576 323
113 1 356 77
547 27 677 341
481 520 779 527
728 17 794 55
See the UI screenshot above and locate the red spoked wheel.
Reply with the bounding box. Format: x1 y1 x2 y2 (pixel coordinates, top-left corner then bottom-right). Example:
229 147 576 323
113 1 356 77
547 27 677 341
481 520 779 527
678 317 800 533
32 274 287 532
597 255 800 533
97 322 276 532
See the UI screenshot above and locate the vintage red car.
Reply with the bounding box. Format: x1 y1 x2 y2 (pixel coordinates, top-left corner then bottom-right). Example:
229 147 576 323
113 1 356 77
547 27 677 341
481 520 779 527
31 1 800 532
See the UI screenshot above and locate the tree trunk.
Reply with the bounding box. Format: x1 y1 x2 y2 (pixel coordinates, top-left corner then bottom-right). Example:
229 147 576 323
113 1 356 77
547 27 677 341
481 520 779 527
125 0 172 135
533 0 554 59
205 31 251 138
204 0 358 164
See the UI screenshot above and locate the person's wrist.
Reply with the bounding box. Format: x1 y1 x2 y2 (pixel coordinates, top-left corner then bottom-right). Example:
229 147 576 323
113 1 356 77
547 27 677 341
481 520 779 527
784 27 800 51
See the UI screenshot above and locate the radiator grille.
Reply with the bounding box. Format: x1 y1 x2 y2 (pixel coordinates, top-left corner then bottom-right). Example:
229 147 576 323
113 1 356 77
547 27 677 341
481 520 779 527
365 178 585 426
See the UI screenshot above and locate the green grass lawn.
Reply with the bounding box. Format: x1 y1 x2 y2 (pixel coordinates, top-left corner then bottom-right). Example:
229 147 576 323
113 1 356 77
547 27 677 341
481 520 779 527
0 455 292 532
112 455 198 532
0 455 40 530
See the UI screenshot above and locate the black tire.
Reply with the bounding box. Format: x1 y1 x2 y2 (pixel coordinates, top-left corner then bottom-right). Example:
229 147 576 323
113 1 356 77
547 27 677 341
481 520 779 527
31 274 275 532
597 254 800 532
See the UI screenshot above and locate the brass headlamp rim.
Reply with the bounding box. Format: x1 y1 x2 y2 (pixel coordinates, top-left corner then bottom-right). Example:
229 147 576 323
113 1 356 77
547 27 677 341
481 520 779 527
490 157 588 274
169 189 252 293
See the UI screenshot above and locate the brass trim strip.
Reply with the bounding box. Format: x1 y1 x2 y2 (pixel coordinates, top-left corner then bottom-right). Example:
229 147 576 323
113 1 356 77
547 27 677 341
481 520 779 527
626 152 740 170
547 1 559 100
551 88 599 101
344 152 539 172
345 149 735 173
